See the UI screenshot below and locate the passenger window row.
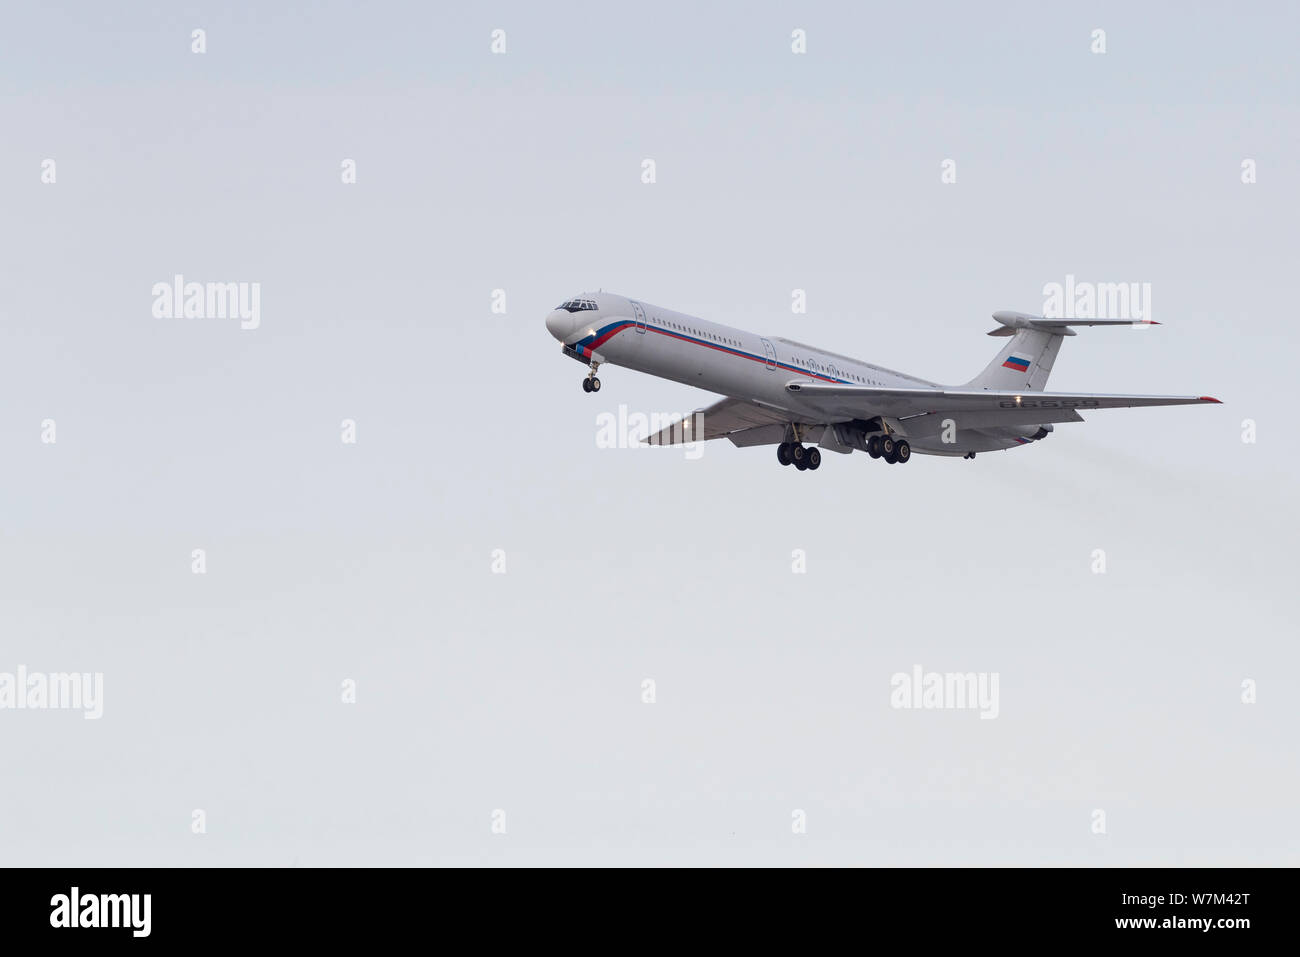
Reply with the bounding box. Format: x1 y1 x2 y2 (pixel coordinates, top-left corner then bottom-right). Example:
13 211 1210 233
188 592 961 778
661 319 741 349
793 354 878 384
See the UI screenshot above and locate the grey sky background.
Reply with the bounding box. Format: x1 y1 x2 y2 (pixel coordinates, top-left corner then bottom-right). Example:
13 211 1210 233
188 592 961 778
1 1 1296 865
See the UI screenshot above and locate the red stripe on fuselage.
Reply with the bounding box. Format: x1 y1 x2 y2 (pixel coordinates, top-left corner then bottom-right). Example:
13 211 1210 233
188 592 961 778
645 326 846 383
586 321 635 352
578 321 848 384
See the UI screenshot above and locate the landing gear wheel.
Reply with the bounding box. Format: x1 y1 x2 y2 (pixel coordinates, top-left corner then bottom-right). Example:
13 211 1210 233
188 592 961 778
794 458 808 471
777 443 792 466
791 444 807 465
806 447 821 470
879 435 896 458
589 376 601 392
867 435 882 458
894 439 911 464
582 378 592 393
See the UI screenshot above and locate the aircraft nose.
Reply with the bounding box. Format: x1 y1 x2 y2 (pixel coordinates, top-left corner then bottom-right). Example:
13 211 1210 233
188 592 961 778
545 309 576 342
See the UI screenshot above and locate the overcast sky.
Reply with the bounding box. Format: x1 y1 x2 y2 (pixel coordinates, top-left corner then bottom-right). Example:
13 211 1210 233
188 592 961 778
1 1 1296 865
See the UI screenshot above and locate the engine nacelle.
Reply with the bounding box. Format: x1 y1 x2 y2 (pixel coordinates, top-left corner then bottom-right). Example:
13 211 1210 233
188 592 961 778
1003 423 1054 442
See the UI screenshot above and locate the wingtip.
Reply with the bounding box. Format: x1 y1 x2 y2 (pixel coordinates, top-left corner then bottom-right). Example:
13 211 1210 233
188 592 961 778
1199 396 1222 403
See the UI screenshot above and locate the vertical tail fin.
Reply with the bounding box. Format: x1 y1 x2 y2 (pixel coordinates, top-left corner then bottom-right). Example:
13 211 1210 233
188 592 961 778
965 327 1063 391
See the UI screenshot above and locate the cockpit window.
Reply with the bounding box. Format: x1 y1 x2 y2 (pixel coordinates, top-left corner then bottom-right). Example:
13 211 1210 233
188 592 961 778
556 298 599 313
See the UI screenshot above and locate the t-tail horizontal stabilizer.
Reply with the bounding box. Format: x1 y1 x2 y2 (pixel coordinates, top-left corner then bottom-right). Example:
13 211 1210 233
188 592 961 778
985 310 1160 337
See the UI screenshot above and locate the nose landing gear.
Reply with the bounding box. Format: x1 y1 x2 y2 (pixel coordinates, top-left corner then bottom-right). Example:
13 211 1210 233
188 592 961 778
581 361 602 393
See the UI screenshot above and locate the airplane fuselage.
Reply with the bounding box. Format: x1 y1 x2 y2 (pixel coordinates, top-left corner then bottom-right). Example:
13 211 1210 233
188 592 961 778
545 292 1038 456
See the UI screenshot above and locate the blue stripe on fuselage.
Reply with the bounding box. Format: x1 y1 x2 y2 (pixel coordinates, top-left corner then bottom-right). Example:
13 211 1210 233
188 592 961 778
572 319 852 385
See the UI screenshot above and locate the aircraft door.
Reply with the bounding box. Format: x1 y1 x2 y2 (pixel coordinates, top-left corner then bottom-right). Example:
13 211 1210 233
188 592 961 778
632 301 647 333
761 338 777 370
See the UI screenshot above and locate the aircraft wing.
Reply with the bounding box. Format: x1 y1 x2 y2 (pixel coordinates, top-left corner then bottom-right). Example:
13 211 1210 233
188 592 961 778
642 396 791 446
785 381 1221 426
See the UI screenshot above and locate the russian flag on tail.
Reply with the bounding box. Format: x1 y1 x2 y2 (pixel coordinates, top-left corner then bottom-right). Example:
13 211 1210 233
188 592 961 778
1002 355 1030 372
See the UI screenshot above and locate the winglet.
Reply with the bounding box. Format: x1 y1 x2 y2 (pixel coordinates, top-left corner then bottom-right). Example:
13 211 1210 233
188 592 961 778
1198 396 1222 403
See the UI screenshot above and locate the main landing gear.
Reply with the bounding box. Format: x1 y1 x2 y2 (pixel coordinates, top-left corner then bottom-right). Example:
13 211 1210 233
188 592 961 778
866 434 911 465
778 433 912 471
777 443 821 471
581 361 601 393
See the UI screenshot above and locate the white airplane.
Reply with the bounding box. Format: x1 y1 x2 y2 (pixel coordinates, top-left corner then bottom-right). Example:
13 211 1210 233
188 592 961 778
544 292 1220 470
